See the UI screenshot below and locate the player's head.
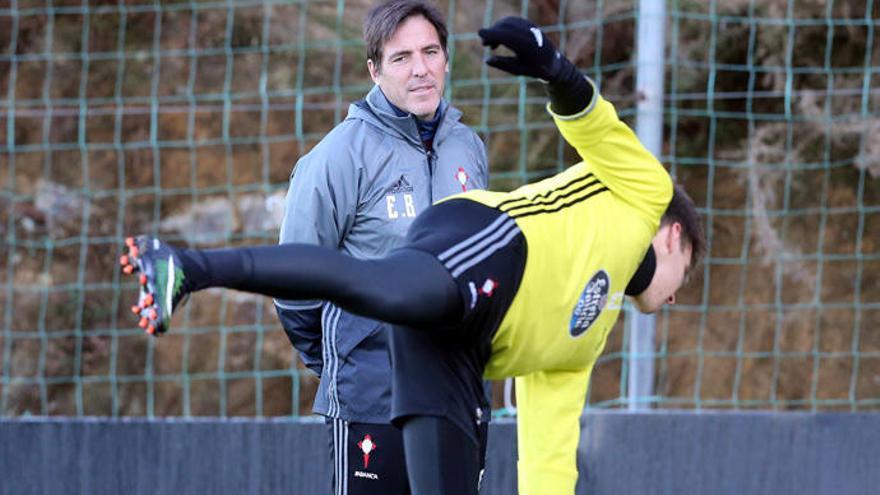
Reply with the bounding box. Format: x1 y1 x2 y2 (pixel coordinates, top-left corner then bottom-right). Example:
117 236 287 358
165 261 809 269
631 183 704 313
364 0 449 121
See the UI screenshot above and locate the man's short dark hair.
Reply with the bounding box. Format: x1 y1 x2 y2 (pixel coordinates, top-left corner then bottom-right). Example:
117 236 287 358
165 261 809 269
662 183 705 269
363 0 448 71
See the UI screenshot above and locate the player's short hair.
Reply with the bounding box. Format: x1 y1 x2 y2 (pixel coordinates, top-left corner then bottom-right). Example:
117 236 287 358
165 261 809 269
363 0 448 71
661 183 705 270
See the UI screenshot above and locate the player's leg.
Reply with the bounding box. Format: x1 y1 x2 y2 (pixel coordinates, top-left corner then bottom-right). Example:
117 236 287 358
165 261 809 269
120 236 461 335
389 320 497 495
388 200 527 495
401 416 480 495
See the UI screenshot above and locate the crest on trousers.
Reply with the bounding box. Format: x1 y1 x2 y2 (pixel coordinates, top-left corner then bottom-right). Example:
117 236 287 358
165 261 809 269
358 434 377 469
569 270 610 337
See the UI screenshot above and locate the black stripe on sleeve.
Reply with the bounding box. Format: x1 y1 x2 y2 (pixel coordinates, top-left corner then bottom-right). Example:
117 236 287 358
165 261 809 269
496 173 598 211
508 187 609 219
502 179 607 216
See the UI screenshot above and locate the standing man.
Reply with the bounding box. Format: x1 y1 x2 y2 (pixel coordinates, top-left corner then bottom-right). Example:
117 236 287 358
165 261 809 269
274 1 488 494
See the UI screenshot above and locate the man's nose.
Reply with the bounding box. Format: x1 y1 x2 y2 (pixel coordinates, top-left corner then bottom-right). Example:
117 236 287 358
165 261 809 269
412 54 427 76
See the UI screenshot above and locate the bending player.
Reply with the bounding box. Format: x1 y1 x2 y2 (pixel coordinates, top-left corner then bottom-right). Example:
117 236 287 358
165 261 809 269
120 17 704 495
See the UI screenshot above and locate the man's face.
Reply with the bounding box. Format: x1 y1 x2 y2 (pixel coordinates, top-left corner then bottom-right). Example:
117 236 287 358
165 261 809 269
631 223 693 314
367 15 448 121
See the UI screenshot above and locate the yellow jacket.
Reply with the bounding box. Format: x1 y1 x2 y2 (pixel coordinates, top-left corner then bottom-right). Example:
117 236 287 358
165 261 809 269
458 84 672 493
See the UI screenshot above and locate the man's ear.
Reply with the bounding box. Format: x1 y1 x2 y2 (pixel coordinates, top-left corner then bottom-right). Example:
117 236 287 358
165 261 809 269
367 59 380 84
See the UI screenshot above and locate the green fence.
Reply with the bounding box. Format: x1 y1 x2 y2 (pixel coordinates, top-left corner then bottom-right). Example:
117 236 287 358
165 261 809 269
1 0 878 418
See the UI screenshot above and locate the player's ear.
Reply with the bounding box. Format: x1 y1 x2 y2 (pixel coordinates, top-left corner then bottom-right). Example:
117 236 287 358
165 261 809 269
663 222 681 254
671 222 684 252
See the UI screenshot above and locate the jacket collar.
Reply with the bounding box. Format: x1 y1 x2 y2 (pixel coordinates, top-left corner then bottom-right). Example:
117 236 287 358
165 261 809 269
350 85 462 148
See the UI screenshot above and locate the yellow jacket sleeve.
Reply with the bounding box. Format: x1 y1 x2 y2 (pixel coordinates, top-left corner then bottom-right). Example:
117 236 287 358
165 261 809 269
548 80 673 222
515 368 592 495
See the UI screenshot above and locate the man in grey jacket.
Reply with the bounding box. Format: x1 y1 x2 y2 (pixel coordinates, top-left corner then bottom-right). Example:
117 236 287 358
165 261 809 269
274 1 488 493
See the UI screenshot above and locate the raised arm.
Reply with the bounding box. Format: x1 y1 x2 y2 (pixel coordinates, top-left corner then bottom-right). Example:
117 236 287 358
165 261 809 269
479 16 672 220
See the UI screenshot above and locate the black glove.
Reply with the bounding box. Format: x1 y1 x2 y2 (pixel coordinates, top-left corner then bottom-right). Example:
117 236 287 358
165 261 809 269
478 16 593 116
478 16 567 82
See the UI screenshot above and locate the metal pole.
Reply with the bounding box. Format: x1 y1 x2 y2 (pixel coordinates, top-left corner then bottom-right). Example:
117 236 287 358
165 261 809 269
628 0 666 411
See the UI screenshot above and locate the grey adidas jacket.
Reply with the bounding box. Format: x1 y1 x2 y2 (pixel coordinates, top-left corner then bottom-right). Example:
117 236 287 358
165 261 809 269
275 85 488 422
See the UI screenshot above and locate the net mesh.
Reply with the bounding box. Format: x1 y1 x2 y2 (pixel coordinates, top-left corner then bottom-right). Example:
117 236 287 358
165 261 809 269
1 0 878 417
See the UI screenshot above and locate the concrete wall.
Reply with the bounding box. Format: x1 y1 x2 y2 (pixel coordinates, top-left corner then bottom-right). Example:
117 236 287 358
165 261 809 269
576 411 880 495
0 417 516 495
1 412 877 494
